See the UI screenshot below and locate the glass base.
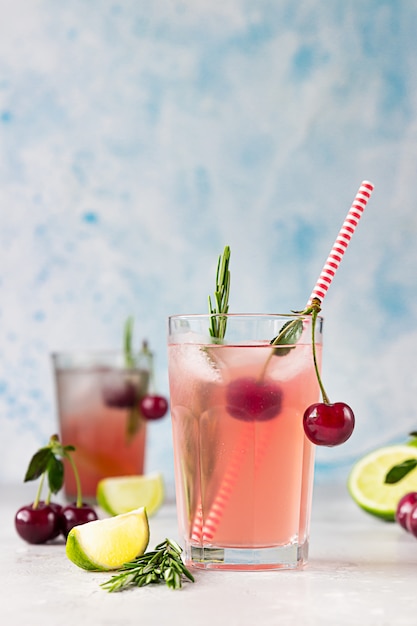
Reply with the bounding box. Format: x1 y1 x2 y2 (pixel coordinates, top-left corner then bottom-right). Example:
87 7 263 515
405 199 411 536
186 540 309 571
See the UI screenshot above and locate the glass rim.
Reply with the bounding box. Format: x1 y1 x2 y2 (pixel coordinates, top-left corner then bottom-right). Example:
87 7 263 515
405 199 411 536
51 350 130 357
168 312 324 321
50 350 133 363
50 350 149 371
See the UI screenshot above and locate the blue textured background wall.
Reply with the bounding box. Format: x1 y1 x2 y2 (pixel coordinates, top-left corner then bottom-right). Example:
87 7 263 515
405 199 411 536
1 1 417 493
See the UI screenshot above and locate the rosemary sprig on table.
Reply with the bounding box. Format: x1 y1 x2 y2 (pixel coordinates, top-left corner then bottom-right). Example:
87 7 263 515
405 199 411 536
101 539 195 592
208 245 231 341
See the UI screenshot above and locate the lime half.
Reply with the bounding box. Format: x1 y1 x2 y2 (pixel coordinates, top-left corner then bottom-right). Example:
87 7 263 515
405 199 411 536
66 507 149 571
97 472 164 517
348 445 417 520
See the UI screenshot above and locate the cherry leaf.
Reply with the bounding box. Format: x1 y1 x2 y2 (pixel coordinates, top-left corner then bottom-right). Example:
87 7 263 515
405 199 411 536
24 448 54 482
47 455 64 493
270 319 303 357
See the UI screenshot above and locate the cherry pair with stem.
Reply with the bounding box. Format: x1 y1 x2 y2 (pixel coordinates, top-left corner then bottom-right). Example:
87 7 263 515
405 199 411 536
15 435 97 545
225 298 355 447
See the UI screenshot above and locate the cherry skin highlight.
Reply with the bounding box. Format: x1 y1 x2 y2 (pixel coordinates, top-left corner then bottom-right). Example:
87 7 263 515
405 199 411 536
303 402 355 446
406 502 417 537
140 395 169 420
226 377 283 422
395 492 417 531
61 503 98 538
15 502 60 544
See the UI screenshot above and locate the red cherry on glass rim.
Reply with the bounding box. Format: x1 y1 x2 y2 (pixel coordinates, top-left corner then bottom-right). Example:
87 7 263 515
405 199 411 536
15 502 60 544
395 492 417 531
303 402 355 446
140 394 169 420
61 503 98 538
226 377 283 422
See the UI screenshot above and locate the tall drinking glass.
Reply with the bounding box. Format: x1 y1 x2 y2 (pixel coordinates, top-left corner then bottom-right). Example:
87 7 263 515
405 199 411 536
167 313 322 570
52 351 150 500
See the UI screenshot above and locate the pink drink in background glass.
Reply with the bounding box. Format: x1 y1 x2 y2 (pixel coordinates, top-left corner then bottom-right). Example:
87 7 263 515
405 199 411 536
168 314 322 570
52 352 149 499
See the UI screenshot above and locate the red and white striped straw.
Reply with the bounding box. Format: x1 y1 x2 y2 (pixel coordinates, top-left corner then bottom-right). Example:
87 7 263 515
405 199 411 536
190 425 253 542
191 180 375 545
191 423 270 542
307 180 374 305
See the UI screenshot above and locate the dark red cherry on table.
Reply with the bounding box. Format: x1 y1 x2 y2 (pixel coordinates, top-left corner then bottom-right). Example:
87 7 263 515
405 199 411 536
396 492 417 531
226 377 283 422
140 394 169 420
303 402 355 446
15 502 61 544
61 503 98 538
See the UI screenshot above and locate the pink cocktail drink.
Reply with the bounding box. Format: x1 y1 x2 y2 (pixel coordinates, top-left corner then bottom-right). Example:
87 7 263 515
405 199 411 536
168 314 322 570
52 352 149 499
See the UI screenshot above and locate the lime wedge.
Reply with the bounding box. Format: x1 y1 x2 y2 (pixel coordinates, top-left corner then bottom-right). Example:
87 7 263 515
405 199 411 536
96 472 164 517
66 507 149 571
347 445 417 520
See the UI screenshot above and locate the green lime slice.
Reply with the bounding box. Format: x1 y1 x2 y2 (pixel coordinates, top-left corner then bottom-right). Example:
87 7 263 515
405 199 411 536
347 444 417 520
96 472 164 517
66 507 149 571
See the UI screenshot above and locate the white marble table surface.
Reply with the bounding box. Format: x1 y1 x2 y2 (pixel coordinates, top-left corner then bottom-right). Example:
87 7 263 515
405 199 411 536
1 482 417 626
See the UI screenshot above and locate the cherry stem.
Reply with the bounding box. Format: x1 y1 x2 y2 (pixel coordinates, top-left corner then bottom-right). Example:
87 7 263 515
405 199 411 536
259 319 302 380
310 302 330 405
64 450 83 508
33 472 46 509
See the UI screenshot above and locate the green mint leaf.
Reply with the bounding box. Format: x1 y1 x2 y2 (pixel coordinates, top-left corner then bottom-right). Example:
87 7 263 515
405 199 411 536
384 458 417 484
24 448 54 482
270 319 304 357
47 455 64 493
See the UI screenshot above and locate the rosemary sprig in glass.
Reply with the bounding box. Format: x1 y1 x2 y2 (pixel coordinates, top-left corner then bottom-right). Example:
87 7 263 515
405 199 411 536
123 316 135 369
208 245 231 341
100 539 195 592
122 317 153 440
